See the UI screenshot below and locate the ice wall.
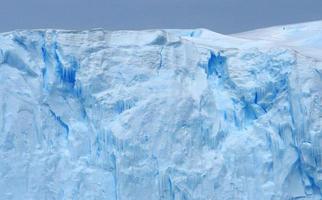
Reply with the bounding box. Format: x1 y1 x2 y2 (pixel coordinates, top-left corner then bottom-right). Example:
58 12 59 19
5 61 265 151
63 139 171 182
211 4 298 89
0 25 321 199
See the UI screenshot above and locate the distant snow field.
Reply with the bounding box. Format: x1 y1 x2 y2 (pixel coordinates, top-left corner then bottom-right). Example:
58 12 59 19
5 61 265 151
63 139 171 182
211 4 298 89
0 21 322 199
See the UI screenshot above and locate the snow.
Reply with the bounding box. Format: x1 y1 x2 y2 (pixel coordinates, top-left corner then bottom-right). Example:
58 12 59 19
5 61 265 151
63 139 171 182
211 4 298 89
0 21 322 199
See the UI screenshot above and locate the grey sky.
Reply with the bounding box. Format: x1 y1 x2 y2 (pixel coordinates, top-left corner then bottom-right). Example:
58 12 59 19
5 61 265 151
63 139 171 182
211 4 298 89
1 0 322 34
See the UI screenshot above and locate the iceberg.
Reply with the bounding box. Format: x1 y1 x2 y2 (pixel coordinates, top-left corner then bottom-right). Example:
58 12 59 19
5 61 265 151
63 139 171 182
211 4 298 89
0 21 321 199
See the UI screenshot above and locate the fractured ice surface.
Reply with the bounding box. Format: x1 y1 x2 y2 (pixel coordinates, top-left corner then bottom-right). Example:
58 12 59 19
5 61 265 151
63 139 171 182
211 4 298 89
0 21 322 199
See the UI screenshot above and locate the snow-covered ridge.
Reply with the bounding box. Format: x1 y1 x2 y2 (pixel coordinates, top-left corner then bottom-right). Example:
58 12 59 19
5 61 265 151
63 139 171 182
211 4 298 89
0 21 322 199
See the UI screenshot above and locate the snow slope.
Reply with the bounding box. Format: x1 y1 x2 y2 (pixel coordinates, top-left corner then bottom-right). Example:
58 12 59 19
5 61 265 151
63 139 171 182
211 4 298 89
0 21 322 199
233 20 322 60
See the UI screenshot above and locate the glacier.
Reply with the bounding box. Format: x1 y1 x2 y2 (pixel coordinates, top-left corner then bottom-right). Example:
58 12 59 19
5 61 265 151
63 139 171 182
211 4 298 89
0 21 322 199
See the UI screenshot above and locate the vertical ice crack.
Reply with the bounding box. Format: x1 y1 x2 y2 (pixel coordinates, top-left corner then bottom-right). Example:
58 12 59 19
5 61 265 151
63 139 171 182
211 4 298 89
44 103 69 139
157 45 165 71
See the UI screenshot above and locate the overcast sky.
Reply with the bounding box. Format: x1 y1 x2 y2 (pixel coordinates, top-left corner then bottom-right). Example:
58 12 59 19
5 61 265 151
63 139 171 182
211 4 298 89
1 0 322 34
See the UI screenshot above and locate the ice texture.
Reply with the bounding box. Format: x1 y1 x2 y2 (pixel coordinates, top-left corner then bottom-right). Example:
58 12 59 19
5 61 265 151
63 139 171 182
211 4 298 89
0 21 322 199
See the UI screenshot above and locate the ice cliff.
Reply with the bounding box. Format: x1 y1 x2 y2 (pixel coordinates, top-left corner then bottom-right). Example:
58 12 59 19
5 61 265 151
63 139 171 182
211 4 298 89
0 21 322 199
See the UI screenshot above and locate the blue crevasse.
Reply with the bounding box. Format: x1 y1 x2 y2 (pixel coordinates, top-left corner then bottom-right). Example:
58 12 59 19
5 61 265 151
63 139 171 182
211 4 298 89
201 52 227 78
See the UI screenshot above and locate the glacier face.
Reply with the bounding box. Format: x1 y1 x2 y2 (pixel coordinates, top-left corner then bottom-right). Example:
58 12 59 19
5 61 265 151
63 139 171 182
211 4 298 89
0 23 322 200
